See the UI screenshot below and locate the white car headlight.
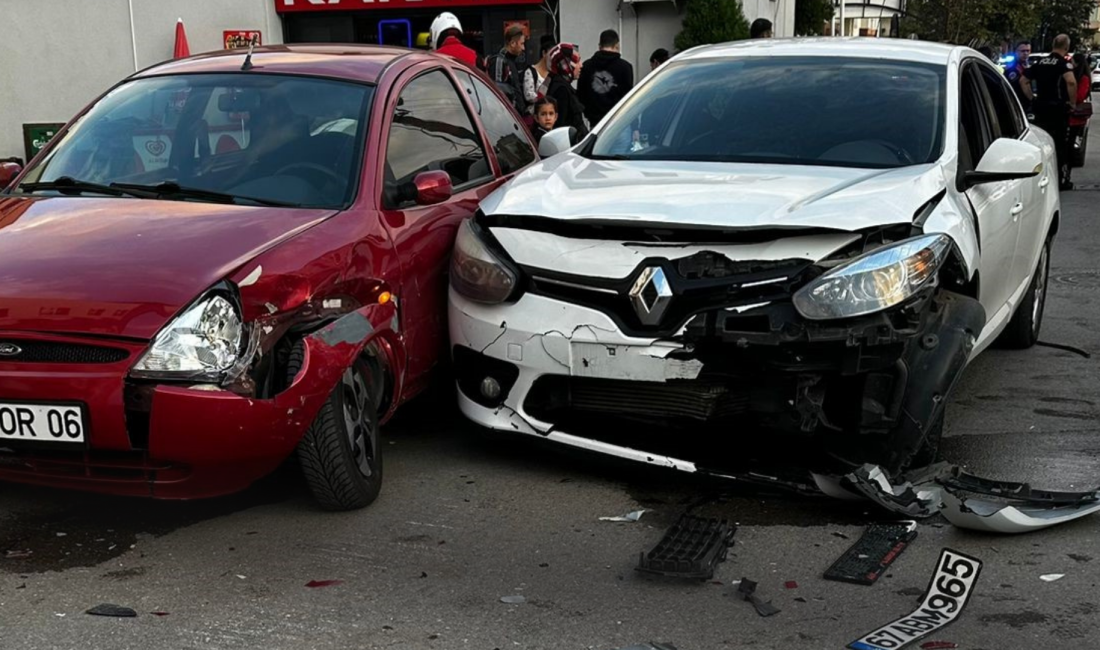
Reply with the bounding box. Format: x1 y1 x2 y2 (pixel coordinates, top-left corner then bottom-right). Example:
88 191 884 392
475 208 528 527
132 293 244 378
450 219 518 304
793 234 951 320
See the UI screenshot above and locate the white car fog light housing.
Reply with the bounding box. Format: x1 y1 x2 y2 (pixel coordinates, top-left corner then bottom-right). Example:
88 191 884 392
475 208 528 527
132 293 245 379
450 219 518 304
793 234 951 320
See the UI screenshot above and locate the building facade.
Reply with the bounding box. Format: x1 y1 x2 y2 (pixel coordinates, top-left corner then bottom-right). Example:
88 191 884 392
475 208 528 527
0 0 793 161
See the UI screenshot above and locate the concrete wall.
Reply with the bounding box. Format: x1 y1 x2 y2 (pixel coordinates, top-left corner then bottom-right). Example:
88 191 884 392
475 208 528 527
0 0 280 160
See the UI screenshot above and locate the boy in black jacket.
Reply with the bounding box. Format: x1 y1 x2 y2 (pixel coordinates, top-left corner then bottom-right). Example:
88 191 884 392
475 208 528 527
578 29 633 127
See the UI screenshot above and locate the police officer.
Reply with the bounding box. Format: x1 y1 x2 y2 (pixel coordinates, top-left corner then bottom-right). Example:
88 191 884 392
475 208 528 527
1022 34 1078 191
1004 41 1032 112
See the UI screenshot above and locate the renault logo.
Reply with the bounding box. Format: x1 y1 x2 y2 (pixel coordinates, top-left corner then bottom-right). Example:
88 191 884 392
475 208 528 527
0 343 22 357
629 266 673 325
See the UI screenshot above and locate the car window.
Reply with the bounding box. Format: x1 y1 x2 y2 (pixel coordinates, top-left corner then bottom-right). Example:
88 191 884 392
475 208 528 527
456 71 537 176
590 57 947 169
978 63 1024 139
383 69 490 207
959 65 994 172
21 74 372 209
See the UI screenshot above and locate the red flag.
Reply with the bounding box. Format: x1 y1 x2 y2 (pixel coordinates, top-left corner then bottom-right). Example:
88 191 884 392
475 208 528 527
173 19 190 59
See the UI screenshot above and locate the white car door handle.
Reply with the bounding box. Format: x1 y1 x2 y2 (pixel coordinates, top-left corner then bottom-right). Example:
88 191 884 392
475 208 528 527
1039 176 1050 188
1011 202 1024 217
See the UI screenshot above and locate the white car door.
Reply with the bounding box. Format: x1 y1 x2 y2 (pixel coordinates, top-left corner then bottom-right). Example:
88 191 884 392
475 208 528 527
959 62 1025 326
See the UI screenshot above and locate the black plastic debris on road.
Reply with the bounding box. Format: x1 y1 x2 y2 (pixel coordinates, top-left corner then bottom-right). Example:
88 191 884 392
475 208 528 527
737 578 781 617
825 522 918 586
848 548 981 650
636 515 735 580
85 603 137 617
615 644 678 650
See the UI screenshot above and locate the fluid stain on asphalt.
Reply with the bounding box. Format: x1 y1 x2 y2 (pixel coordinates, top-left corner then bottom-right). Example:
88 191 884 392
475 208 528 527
0 466 299 574
979 610 1049 628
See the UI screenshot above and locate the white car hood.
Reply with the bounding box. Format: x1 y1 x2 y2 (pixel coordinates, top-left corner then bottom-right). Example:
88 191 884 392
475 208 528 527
480 153 946 231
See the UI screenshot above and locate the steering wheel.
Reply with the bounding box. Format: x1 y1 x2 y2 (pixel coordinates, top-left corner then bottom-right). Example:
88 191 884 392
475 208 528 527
273 162 345 189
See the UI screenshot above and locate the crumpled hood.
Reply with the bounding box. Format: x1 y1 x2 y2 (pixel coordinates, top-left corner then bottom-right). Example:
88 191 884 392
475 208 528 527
0 196 335 339
480 153 946 230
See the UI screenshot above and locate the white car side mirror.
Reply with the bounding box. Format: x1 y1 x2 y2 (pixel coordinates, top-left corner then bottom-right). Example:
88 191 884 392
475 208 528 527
965 138 1043 188
538 127 576 158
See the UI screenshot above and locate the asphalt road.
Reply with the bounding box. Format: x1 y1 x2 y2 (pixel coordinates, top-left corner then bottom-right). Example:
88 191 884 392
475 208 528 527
3 126 1100 650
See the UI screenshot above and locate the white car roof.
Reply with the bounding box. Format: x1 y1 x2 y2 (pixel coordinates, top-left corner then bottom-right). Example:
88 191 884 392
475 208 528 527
678 37 962 66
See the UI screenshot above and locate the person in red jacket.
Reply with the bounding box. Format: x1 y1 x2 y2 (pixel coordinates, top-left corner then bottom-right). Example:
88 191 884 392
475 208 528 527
1069 51 1092 172
431 12 479 69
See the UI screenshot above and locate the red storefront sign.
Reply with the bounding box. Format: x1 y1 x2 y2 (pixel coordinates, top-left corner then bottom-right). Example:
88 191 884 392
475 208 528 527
276 0 544 12
224 30 262 49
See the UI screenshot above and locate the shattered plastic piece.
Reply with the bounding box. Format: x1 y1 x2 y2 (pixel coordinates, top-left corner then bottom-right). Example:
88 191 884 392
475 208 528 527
615 645 678 650
636 515 735 580
151 611 170 617
86 604 138 617
939 488 1100 534
1040 574 1064 582
305 580 344 588
737 578 781 617
600 509 647 522
784 580 799 589
845 465 941 519
832 532 851 540
500 595 526 604
848 548 981 650
919 643 958 650
5 550 31 559
824 523 918 586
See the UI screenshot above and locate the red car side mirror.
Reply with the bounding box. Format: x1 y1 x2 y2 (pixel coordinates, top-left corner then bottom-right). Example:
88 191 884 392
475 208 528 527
0 162 23 190
413 171 452 206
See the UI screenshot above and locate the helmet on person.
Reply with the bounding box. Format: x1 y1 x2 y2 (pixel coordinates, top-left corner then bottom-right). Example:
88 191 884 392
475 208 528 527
430 12 462 51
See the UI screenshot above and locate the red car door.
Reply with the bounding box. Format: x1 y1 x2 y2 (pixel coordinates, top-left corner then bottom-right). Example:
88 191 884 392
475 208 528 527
376 63 534 393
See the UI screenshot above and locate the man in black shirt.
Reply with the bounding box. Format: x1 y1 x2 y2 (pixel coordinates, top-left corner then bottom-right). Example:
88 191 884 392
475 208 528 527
1022 34 1078 190
578 29 634 127
1004 41 1032 112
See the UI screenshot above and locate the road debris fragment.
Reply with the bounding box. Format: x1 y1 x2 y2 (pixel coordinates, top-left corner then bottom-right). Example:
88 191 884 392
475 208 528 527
305 580 344 588
5 550 31 559
937 470 1100 534
614 644 678 650
919 642 958 650
636 515 735 580
844 465 942 519
85 603 138 617
848 548 981 650
736 578 781 617
500 595 526 604
825 523 918 586
783 580 798 589
1039 574 1064 582
600 510 647 523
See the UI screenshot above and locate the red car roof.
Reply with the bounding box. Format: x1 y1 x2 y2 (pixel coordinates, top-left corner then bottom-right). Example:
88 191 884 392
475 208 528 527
133 44 438 84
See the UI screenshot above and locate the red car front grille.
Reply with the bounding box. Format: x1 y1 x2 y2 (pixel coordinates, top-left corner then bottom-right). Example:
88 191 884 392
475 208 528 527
0 449 187 484
0 339 131 364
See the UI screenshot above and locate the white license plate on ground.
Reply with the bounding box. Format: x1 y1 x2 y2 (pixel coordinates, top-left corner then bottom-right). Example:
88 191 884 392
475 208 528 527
849 548 982 650
0 402 86 444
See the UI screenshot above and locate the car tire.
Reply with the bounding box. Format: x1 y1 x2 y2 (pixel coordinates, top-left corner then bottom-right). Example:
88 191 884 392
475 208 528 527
999 237 1051 349
287 344 383 511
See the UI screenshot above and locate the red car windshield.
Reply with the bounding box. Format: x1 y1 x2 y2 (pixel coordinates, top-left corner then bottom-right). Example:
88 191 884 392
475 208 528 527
20 73 374 209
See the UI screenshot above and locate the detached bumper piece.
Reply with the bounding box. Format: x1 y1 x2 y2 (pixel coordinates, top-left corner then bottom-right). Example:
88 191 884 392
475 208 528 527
938 468 1100 534
824 522 918 586
636 515 735 580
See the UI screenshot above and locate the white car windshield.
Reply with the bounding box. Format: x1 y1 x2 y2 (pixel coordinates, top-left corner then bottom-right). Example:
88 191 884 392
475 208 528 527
589 56 947 169
20 74 373 209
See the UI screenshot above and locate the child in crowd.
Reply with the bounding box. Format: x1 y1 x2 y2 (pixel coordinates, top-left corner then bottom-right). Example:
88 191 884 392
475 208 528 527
531 96 558 144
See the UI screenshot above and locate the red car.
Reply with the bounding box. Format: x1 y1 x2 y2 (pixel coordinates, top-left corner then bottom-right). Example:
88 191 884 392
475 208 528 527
0 45 538 509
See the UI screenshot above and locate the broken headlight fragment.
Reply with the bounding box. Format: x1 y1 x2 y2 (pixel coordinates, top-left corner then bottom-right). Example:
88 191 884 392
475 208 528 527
450 219 518 304
132 291 245 380
794 234 951 320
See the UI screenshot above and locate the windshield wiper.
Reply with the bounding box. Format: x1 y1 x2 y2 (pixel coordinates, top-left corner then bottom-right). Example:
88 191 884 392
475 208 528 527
111 181 304 208
19 176 155 198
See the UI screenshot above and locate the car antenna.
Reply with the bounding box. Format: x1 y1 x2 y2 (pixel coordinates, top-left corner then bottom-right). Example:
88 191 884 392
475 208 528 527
241 41 256 71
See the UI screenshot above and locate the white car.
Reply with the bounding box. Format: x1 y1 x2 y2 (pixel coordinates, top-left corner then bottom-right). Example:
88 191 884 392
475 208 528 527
448 39 1059 476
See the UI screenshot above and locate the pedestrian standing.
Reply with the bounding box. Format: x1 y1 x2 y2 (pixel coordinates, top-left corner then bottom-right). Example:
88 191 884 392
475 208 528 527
1022 34 1078 190
546 43 588 139
431 12 479 69
1005 41 1033 112
522 35 556 126
531 97 559 144
1068 52 1092 169
488 25 528 115
750 18 773 39
577 29 633 128
649 48 670 72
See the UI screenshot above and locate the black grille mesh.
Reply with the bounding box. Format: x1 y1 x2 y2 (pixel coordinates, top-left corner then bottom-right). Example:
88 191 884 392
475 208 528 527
0 340 130 364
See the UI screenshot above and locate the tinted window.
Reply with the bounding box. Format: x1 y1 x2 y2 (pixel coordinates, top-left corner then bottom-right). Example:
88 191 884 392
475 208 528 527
591 57 947 169
457 71 537 175
383 70 489 205
978 64 1024 138
21 74 372 209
